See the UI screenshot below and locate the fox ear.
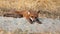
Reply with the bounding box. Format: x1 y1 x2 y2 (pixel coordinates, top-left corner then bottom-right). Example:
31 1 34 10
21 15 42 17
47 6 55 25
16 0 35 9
37 10 40 14
28 11 30 14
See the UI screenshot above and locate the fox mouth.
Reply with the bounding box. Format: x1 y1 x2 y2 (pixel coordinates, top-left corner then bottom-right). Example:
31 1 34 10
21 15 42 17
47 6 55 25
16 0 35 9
29 17 37 22
29 17 42 24
29 17 36 22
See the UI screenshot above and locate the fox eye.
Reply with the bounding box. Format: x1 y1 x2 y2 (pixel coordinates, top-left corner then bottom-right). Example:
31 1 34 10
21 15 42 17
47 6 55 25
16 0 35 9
31 16 33 17
35 17 37 18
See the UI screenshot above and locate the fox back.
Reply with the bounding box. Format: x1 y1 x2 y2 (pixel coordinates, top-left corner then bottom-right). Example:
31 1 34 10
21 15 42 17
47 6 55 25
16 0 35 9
3 10 42 24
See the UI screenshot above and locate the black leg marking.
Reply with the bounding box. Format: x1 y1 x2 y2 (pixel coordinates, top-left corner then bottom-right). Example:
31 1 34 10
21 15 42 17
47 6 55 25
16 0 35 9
36 18 42 24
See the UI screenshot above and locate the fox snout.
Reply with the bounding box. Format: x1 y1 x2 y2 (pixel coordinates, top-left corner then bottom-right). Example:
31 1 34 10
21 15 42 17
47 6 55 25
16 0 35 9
29 17 42 24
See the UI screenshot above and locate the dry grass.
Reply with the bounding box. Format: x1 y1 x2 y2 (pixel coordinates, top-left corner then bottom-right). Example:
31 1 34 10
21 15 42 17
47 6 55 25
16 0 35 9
0 0 59 10
0 0 60 19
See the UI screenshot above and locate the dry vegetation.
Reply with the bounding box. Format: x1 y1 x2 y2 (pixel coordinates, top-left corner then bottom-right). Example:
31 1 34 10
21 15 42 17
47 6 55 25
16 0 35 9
0 0 60 19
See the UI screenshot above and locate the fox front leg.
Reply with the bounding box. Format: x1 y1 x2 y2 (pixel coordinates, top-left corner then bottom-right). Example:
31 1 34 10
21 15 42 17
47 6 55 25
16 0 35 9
35 18 42 24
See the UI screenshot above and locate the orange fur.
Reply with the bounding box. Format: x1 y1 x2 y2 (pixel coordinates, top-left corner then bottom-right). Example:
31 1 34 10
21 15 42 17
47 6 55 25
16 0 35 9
3 10 42 24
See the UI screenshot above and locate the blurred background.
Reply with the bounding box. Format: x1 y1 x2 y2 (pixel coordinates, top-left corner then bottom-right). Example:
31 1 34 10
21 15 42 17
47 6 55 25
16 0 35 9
0 0 60 34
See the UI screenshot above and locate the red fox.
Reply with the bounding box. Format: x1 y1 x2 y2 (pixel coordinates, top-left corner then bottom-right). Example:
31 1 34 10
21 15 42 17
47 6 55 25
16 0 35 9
3 10 42 24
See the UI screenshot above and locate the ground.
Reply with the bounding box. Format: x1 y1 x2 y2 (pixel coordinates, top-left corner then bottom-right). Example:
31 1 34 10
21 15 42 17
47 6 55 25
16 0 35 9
0 17 60 34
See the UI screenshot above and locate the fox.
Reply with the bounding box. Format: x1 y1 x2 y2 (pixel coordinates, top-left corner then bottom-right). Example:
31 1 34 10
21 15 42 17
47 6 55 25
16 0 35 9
3 10 42 24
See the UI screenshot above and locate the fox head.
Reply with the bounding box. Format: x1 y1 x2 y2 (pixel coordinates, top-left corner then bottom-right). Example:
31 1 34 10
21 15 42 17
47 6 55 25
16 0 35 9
28 10 42 24
28 11 38 21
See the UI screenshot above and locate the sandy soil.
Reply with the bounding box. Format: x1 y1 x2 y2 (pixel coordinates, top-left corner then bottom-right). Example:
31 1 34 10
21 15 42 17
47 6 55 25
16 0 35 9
0 16 60 34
